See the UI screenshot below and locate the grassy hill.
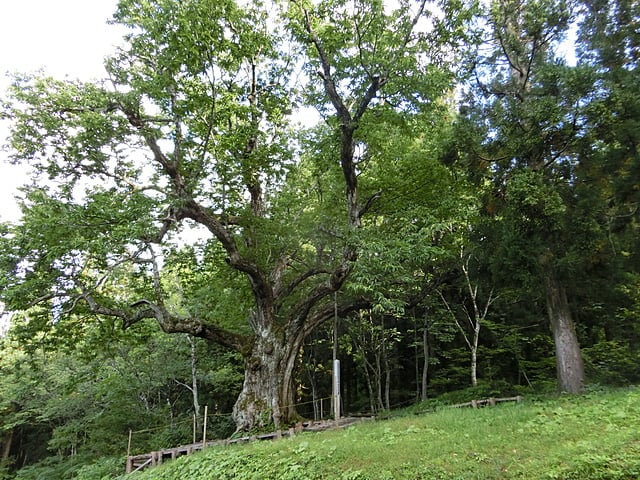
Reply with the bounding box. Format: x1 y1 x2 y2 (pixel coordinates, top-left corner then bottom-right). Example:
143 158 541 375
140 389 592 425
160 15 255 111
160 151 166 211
116 387 640 480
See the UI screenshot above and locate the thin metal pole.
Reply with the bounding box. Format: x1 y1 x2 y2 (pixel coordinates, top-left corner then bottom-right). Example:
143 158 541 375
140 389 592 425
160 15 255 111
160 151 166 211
333 293 338 364
333 292 341 419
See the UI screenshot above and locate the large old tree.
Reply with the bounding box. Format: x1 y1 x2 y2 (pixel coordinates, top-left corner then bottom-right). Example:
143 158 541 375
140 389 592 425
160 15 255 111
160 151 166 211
0 0 471 431
457 0 596 393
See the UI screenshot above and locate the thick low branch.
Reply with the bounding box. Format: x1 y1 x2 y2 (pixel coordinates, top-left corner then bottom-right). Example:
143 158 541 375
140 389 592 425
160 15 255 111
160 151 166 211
156 310 249 353
82 292 248 351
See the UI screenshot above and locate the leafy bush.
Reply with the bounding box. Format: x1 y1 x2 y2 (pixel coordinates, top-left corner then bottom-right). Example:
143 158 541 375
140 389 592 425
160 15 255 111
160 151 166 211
13 455 122 480
13 456 80 480
583 340 640 385
545 448 640 479
73 458 123 480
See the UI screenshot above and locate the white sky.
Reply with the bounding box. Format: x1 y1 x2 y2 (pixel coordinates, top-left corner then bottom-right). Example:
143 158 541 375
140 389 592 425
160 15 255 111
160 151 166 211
0 0 125 223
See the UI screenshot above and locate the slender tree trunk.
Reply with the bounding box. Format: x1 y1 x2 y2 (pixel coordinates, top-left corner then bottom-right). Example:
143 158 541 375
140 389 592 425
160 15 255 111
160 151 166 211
304 353 320 421
381 316 391 411
2 429 13 461
384 356 391 411
461 255 492 388
421 319 430 401
470 343 478 387
544 271 584 393
470 318 480 387
363 359 375 414
310 376 319 421
374 349 384 412
413 316 420 401
186 335 201 430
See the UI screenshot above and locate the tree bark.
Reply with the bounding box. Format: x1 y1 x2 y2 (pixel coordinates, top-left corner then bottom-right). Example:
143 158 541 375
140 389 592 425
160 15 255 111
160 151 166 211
382 316 391 411
362 359 376 414
186 335 201 431
1 428 13 461
421 318 430 401
233 331 289 431
470 335 479 387
544 271 584 393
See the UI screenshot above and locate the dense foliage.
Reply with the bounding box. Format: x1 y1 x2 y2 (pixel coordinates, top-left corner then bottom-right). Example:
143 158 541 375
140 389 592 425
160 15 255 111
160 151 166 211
0 0 638 477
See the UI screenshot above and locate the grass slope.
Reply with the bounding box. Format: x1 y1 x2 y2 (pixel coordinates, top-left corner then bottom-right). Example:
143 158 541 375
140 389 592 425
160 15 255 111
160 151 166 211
120 387 640 479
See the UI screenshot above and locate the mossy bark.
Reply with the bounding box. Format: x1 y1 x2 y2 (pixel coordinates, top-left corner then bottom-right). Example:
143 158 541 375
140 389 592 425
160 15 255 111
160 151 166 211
545 271 584 394
232 327 303 432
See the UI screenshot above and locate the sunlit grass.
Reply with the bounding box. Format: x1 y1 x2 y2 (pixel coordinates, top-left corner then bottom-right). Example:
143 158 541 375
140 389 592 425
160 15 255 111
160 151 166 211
124 387 640 479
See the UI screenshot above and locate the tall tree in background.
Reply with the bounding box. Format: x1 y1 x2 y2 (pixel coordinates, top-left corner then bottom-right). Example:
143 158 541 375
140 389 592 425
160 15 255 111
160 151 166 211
0 0 472 431
578 0 639 260
457 0 595 393
574 0 640 357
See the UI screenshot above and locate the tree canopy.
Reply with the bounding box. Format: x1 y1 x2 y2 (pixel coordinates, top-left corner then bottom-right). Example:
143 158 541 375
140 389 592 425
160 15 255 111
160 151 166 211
1 0 639 477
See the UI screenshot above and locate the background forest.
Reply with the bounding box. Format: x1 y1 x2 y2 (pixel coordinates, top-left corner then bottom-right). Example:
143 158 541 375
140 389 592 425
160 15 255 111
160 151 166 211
0 0 639 478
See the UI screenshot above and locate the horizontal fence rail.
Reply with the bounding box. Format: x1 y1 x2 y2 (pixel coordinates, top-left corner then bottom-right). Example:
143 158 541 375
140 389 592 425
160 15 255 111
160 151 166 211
125 396 523 474
125 416 371 474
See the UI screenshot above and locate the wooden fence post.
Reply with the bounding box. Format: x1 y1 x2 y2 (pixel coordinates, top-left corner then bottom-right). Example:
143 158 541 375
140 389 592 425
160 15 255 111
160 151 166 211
202 405 208 448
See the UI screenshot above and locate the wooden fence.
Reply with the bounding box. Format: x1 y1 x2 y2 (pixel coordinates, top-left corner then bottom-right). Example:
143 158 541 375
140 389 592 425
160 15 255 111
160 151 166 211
412 395 524 415
126 416 369 474
450 395 523 409
126 396 523 474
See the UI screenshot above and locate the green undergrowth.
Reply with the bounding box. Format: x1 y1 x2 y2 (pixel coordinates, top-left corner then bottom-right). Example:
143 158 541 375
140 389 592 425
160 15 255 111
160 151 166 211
118 387 640 479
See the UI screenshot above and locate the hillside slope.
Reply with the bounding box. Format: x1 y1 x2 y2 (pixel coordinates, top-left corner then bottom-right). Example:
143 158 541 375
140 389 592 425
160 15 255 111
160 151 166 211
118 388 640 480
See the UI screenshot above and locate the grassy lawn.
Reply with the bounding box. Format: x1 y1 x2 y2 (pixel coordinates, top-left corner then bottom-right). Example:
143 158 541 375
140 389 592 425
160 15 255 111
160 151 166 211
122 387 640 479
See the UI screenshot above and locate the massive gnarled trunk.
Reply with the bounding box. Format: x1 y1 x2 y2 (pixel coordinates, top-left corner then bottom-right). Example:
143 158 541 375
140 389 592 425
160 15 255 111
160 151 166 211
232 327 302 431
544 270 584 394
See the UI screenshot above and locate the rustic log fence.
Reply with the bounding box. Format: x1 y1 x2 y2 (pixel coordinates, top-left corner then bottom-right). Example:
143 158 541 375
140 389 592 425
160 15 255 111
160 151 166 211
125 395 523 474
412 395 524 415
126 396 342 474
449 395 523 409
125 416 368 474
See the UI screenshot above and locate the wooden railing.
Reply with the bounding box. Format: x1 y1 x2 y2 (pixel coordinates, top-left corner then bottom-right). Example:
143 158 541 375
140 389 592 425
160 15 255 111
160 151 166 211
125 417 370 474
126 397 524 473
450 395 523 409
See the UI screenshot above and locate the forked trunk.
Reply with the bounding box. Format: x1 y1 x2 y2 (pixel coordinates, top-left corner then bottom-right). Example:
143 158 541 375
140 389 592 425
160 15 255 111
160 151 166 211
544 271 584 394
232 330 301 432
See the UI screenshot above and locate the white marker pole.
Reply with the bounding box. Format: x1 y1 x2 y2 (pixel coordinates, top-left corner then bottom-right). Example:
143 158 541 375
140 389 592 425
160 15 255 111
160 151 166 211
333 359 341 420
